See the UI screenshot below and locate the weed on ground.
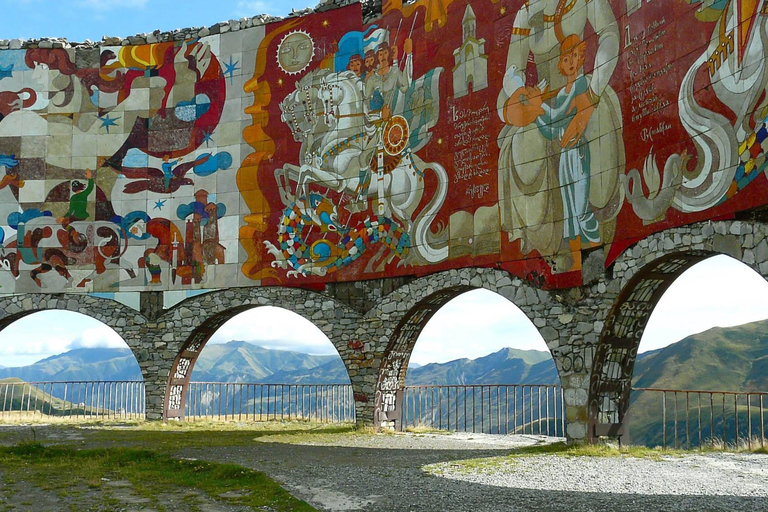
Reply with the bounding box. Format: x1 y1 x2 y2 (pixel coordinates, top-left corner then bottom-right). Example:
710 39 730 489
0 440 317 511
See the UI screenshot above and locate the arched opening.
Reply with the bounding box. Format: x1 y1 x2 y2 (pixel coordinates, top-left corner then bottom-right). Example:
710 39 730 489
0 310 143 421
166 305 352 423
375 287 560 434
589 252 768 445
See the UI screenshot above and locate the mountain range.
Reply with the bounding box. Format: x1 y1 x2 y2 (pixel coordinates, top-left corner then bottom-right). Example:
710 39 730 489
2 319 767 447
405 347 558 385
0 348 142 382
0 342 559 385
0 342 350 384
628 319 768 445
3 318 768 391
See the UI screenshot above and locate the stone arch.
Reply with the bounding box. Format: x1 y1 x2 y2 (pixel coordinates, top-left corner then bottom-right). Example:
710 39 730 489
0 294 148 379
368 267 557 429
587 220 768 442
160 286 362 420
0 293 145 342
0 293 152 415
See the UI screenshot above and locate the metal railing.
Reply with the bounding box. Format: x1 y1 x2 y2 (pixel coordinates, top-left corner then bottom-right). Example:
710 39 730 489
402 385 565 436
0 380 145 420
184 382 355 423
631 388 768 449
5 379 762 450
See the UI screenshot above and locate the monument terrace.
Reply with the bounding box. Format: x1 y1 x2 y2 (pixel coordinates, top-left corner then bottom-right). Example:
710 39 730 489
0 0 765 443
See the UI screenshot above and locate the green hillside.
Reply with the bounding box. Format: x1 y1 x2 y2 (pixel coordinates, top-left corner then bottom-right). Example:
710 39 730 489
630 318 768 446
634 320 768 392
0 348 141 382
189 341 345 383
405 348 556 386
0 378 105 417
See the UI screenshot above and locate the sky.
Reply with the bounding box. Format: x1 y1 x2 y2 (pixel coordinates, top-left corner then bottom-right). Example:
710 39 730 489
3 255 768 367
2 0 318 42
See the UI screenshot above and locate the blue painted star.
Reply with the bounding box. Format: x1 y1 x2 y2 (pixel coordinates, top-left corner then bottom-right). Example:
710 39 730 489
153 199 166 210
223 56 240 84
0 64 13 80
98 114 119 133
202 130 214 147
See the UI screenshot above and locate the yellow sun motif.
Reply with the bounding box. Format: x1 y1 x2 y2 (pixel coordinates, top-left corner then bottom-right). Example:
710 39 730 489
276 30 315 75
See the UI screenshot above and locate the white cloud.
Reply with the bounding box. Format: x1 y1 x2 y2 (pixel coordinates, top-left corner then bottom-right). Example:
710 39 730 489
208 306 335 355
75 0 148 11
235 1 273 17
234 1 318 18
411 289 548 365
0 311 127 367
0 336 72 357
641 255 768 351
69 327 127 350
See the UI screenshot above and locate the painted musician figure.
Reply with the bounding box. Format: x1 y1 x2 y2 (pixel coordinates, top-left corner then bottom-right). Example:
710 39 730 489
497 0 625 273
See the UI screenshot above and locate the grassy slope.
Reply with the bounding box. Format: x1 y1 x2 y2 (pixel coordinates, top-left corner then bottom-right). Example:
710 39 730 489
630 319 768 445
405 348 555 386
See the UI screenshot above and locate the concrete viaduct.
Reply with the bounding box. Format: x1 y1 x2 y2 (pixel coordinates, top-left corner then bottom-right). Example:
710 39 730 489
0 0 767 443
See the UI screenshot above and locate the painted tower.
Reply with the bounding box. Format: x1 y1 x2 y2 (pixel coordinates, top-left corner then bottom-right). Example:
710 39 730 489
452 4 488 98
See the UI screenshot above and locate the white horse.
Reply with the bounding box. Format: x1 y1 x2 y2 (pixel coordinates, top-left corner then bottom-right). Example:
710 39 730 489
276 69 448 264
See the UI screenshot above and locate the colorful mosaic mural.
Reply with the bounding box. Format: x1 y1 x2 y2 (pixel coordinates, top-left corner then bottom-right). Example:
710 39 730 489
0 0 766 292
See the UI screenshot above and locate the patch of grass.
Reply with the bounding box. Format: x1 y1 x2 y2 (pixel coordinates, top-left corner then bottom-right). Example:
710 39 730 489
699 436 768 454
79 420 357 450
511 441 681 459
424 441 681 475
0 442 317 511
404 424 449 435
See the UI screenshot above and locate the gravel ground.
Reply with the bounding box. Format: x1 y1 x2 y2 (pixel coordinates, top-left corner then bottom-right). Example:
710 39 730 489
178 432 768 512
1 426 768 511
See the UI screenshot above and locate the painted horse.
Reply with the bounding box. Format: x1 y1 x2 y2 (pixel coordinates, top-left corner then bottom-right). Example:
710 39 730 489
275 69 448 265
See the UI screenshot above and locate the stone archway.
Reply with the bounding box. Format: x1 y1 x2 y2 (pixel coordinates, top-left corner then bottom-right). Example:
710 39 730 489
0 293 148 370
0 293 152 415
374 285 473 428
587 220 768 442
159 286 362 420
368 267 560 430
0 293 144 341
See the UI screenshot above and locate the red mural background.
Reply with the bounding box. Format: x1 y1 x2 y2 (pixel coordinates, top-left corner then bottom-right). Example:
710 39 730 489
241 0 768 289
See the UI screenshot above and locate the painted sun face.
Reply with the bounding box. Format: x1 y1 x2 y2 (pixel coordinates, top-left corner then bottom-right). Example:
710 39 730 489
277 31 315 75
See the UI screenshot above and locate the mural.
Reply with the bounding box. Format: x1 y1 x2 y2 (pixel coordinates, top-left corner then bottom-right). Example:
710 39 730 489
0 0 766 293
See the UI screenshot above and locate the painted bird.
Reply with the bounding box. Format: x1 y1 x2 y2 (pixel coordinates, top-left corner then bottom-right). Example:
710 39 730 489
120 154 211 194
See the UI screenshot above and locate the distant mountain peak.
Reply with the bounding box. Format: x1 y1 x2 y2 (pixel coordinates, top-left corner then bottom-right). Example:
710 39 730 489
405 346 557 386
